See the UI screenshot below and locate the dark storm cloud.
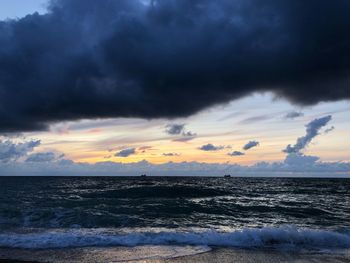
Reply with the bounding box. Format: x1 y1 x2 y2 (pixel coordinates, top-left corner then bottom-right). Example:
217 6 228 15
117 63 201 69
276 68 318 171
243 141 259 151
115 148 136 157
228 151 245 156
283 115 332 153
199 143 224 151
1 0 350 132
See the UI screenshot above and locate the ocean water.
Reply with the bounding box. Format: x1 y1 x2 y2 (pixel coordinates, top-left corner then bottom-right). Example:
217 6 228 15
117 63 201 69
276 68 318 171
0 176 349 251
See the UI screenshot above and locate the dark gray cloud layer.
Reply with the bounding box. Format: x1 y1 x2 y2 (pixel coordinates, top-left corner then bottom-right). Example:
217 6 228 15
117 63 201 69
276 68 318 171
1 0 350 132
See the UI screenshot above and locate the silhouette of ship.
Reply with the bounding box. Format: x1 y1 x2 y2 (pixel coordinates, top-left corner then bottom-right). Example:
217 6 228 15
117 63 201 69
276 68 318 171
224 174 231 178
140 174 147 177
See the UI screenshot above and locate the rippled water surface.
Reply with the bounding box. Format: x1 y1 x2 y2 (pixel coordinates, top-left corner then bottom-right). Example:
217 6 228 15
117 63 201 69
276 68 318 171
1 177 349 230
0 177 349 249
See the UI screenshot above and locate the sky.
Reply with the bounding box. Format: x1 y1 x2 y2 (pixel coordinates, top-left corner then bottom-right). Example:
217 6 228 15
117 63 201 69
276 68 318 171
0 0 47 20
0 0 350 176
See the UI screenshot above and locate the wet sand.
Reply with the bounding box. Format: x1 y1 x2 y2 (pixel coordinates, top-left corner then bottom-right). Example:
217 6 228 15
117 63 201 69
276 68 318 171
1 247 350 263
166 248 350 263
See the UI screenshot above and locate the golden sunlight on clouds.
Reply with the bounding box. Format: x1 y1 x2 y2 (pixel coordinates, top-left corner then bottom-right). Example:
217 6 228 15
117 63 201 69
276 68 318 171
26 94 350 166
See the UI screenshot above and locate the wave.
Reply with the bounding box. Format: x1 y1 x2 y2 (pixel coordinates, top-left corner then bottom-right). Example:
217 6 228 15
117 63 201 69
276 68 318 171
80 186 230 199
0 226 350 250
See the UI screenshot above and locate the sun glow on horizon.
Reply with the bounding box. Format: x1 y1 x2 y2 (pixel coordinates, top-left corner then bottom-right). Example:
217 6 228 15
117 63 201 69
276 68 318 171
21 93 350 166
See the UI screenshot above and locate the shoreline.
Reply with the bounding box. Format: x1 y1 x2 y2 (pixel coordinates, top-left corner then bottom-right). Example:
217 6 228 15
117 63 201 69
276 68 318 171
166 248 350 263
0 260 40 263
1 247 350 263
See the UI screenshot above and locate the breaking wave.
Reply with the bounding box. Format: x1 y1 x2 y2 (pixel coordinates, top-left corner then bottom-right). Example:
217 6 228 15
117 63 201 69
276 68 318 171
1 226 350 250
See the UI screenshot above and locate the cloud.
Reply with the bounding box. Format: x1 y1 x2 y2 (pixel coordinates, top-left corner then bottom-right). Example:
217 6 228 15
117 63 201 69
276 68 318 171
283 115 332 153
325 126 335 134
284 111 304 119
26 152 64 162
172 136 196 142
228 151 245 156
1 153 349 177
243 141 260 151
0 139 41 162
0 136 348 177
239 114 273 124
1 0 350 132
182 131 196 137
139 146 153 150
283 153 319 167
166 124 197 142
139 146 153 153
199 143 224 151
115 148 136 157
165 124 185 135
163 152 180 156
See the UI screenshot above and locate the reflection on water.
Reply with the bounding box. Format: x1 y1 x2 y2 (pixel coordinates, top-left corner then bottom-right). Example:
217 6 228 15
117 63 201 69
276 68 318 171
0 177 349 230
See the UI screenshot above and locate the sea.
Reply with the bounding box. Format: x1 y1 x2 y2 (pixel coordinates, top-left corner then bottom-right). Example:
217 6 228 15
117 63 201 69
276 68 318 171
0 176 350 261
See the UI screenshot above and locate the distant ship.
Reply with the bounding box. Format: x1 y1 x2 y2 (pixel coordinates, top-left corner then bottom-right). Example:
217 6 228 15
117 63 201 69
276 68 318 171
224 174 231 178
140 174 147 177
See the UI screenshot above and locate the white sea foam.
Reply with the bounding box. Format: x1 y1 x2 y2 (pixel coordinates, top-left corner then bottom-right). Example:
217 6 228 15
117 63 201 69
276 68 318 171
0 226 349 250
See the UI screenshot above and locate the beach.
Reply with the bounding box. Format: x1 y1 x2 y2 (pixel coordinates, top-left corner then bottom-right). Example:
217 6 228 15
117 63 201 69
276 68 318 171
1 247 350 263
168 248 350 263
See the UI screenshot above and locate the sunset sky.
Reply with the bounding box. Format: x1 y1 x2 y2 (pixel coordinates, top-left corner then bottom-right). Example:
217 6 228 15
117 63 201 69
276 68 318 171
26 94 350 165
0 0 349 176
